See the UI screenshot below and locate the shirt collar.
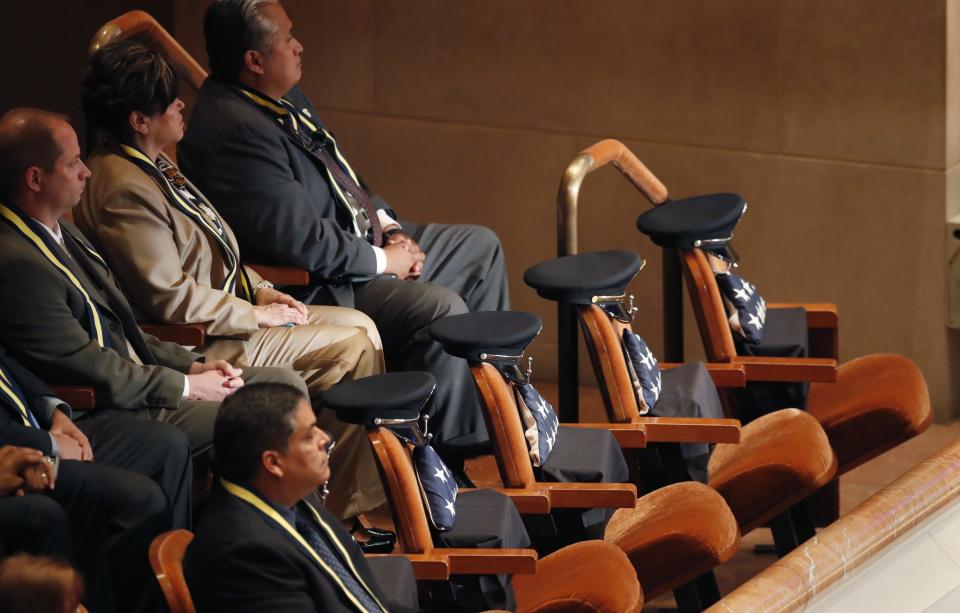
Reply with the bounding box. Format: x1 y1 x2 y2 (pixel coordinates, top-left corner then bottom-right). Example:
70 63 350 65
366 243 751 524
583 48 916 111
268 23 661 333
242 482 298 525
31 217 64 246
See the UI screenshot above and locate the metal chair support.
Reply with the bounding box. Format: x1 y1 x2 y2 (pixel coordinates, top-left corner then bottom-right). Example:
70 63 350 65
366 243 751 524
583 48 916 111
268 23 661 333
555 139 672 421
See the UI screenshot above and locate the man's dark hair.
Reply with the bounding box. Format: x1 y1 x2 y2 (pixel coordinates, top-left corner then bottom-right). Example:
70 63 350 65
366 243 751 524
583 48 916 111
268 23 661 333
82 40 179 145
0 108 69 201
204 0 279 80
214 383 306 483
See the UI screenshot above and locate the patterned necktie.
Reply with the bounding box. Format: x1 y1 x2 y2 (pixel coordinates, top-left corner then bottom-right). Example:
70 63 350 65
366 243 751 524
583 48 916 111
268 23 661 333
294 511 381 612
280 111 383 247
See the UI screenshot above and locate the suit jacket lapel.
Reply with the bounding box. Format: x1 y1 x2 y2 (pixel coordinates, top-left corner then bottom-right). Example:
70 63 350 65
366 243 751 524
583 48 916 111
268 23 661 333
57 231 118 320
60 227 158 365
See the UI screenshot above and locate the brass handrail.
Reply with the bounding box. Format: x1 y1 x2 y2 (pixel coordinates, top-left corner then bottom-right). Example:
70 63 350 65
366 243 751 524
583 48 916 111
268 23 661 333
556 139 668 257
554 139 673 421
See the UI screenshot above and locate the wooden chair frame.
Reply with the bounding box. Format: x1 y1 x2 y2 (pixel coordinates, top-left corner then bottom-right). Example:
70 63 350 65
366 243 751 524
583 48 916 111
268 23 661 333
149 529 196 613
367 427 541 580
681 248 839 383
469 360 739 495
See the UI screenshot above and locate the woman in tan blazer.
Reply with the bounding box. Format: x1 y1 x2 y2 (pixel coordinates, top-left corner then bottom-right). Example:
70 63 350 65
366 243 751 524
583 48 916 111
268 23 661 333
76 40 389 528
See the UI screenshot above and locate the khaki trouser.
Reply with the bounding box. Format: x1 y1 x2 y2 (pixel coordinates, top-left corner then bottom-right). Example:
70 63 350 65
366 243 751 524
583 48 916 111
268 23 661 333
200 306 385 519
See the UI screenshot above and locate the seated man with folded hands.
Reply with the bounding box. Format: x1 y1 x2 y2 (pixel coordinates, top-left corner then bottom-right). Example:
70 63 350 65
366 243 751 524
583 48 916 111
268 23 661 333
0 347 191 613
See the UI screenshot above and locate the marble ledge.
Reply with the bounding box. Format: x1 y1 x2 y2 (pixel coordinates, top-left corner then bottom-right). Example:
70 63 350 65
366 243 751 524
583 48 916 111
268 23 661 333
708 438 960 613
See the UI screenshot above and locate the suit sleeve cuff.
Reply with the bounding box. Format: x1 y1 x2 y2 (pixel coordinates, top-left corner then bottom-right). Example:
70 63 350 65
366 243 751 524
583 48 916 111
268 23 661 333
372 246 387 275
40 395 71 420
377 209 400 231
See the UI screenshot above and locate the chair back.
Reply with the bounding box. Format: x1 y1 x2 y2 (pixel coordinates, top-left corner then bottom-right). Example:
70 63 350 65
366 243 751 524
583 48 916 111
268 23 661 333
469 363 539 488
148 529 195 613
367 429 435 554
89 11 206 88
576 304 642 423
681 248 738 363
88 11 207 161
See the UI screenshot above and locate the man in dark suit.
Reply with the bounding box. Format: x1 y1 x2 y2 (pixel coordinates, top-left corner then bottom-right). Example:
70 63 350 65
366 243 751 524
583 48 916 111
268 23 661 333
0 107 309 459
0 346 192 612
180 0 509 457
185 383 419 612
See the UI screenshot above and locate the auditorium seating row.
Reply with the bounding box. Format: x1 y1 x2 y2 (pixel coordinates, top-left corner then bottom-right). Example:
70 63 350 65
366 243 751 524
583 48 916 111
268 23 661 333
40 10 933 613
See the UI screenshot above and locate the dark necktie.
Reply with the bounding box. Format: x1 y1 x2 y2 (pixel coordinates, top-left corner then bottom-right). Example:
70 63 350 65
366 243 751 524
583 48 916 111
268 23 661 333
280 110 383 247
294 511 381 612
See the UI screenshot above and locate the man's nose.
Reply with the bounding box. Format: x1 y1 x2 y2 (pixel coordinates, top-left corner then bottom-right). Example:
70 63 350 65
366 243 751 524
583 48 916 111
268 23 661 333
318 429 333 451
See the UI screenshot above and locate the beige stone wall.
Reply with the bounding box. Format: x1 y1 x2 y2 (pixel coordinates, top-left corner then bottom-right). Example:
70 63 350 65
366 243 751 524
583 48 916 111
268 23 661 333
175 0 958 419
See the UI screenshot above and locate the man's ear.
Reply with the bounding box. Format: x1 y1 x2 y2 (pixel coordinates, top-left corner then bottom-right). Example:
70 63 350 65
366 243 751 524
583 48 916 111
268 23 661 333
243 49 265 76
24 166 43 194
129 111 149 137
261 450 284 479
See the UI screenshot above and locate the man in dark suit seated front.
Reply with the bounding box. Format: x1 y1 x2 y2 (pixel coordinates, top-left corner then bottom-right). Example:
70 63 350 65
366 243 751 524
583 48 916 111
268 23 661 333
0 345 193 613
180 0 510 464
185 383 419 612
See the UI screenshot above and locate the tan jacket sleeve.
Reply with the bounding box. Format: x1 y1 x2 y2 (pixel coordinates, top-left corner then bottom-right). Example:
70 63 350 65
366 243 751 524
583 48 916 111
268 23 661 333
87 178 260 338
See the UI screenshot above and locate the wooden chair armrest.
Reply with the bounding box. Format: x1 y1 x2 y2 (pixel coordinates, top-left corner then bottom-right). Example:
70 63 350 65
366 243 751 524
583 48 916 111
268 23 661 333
139 322 207 347
630 416 741 444
365 552 453 580
660 362 746 387
366 549 538 580
444 548 538 575
767 303 838 329
248 264 311 286
458 488 551 514
734 356 838 383
560 422 647 448
50 386 96 410
537 482 637 509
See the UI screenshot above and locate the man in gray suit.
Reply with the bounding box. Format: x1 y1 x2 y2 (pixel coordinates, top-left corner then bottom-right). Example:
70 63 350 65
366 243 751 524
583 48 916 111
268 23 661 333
0 107 308 459
180 0 509 459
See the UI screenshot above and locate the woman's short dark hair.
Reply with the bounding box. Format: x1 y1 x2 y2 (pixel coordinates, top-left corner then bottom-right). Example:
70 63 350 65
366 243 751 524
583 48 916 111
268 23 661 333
214 383 306 483
204 0 279 81
82 40 179 144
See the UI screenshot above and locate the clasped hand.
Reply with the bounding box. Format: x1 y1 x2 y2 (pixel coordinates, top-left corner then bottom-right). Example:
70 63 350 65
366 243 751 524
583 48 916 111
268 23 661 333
254 287 309 327
383 232 425 280
0 446 56 496
187 360 244 401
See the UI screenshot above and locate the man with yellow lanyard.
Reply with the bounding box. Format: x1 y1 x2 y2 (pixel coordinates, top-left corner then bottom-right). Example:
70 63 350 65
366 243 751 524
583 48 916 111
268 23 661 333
0 344 191 612
180 0 509 467
185 383 418 612
0 108 307 465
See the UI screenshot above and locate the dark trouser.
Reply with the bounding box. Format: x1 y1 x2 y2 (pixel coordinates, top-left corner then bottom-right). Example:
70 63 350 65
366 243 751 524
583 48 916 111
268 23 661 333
48 459 169 613
137 365 308 458
76 410 193 530
0 494 74 561
354 222 509 449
